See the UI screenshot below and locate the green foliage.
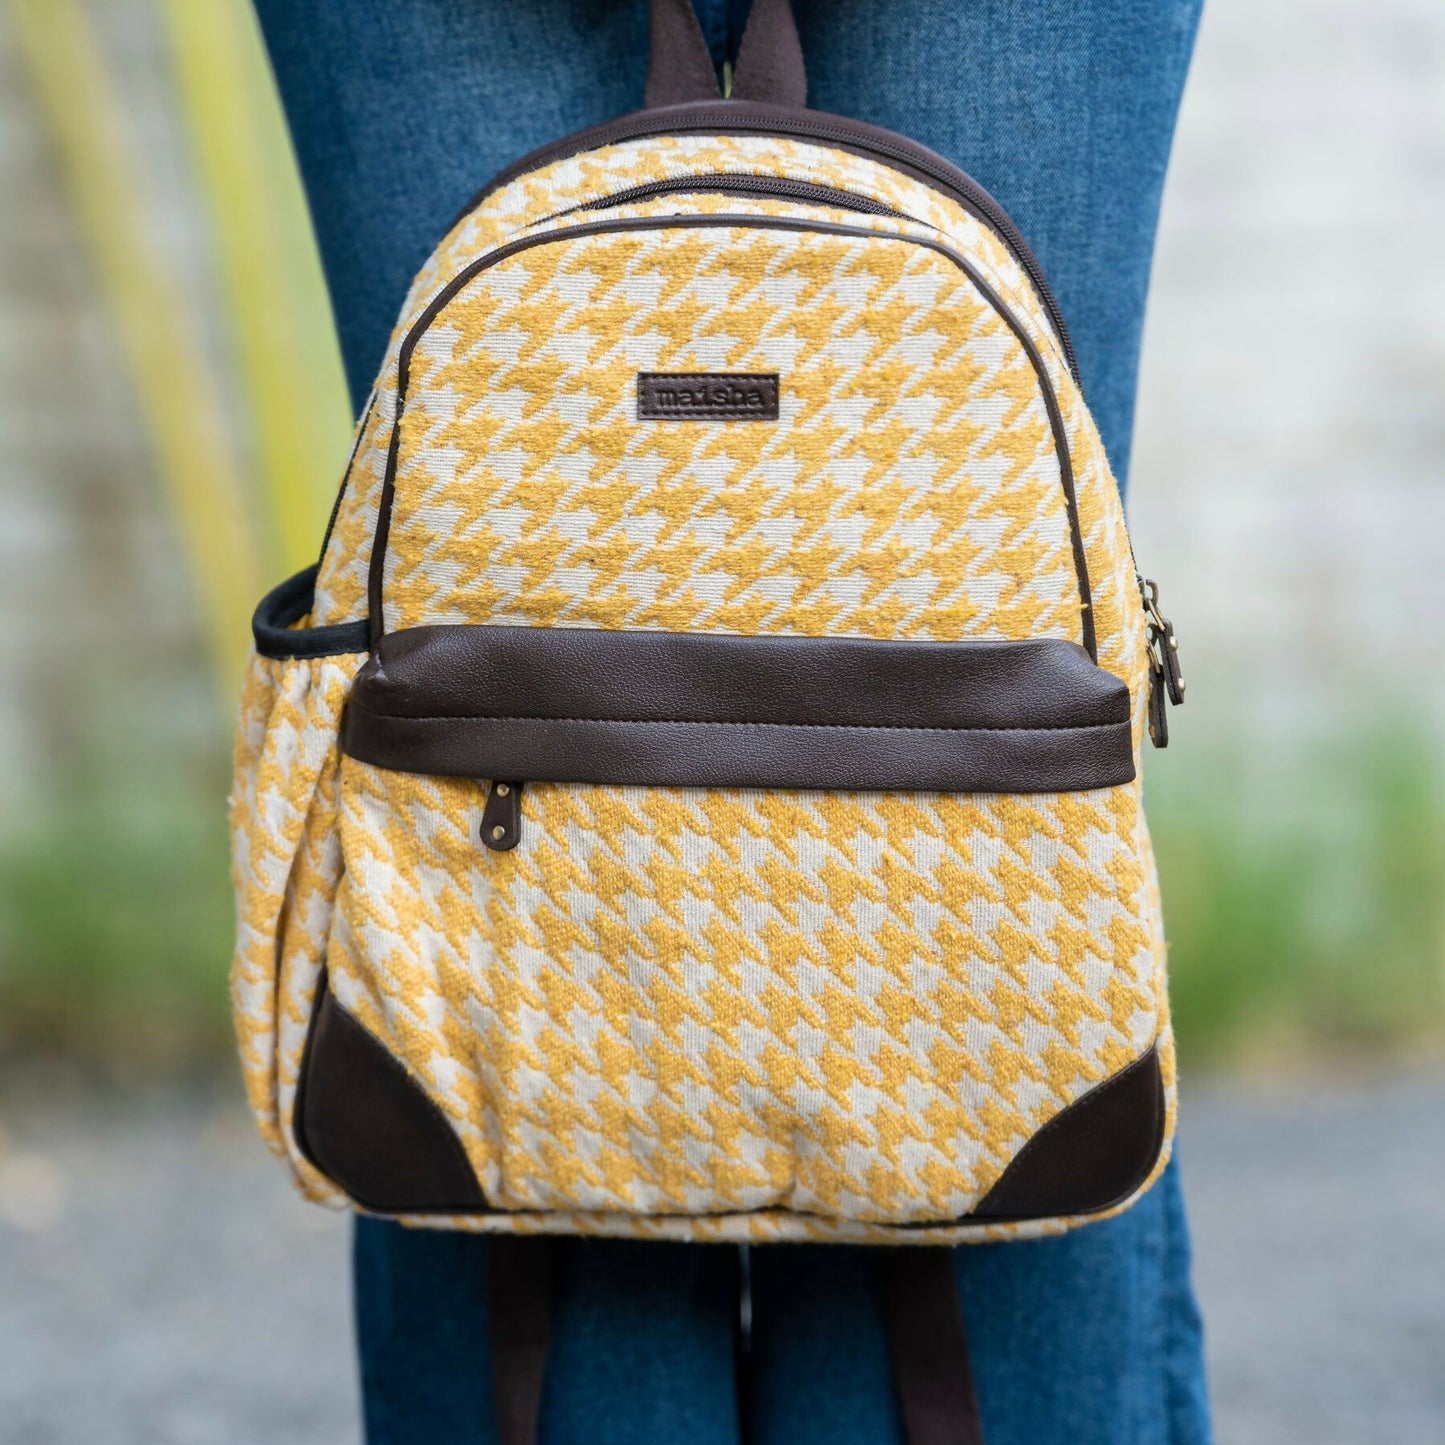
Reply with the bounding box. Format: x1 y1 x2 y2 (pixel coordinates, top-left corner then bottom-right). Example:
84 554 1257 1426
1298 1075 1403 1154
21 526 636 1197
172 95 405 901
1 0 343 1081
1153 728 1445 1069
0 776 234 1080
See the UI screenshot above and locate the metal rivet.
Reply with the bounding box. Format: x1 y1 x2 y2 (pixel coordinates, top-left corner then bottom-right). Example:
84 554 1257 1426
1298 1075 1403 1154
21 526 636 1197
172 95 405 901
495 783 510 796
491 825 506 842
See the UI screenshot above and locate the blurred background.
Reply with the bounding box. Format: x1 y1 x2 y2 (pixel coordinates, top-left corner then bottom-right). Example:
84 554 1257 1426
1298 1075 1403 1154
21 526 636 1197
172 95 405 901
1 1 1441 1441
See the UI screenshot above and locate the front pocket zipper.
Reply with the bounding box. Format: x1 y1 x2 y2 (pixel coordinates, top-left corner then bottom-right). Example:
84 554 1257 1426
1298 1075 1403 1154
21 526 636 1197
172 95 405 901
343 628 1139 862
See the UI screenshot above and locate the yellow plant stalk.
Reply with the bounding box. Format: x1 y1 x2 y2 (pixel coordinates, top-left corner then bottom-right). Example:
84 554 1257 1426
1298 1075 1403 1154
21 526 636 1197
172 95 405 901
8 0 263 691
159 0 351 573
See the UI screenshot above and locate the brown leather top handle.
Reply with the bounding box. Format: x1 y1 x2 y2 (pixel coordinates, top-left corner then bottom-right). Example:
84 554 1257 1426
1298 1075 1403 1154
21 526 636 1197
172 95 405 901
645 0 806 109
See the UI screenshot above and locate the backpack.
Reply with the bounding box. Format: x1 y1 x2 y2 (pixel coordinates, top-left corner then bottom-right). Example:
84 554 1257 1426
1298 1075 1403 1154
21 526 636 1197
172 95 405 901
230 1 1186 1437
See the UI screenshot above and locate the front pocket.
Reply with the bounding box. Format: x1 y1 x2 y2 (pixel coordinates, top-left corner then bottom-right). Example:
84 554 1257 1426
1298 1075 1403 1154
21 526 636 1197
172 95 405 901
323 766 1163 1225
314 625 1160 1227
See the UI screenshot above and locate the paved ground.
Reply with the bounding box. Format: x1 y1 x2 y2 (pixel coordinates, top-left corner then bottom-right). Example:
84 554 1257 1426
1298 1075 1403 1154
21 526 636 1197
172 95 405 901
2 1078 1442 1444
1184 1078 1445 1445
0 1093 358 1445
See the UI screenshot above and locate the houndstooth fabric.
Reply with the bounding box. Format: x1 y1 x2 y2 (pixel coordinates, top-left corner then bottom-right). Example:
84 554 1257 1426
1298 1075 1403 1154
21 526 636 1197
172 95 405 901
231 128 1175 1243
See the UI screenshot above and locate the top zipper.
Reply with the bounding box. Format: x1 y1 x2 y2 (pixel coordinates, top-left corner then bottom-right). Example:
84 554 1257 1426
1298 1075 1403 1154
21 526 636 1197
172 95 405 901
569 173 915 221
447 101 1079 383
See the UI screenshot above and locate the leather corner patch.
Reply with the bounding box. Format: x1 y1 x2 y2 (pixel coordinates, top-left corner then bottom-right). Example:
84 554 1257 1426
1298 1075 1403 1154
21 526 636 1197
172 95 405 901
968 1045 1165 1221
294 976 487 1214
637 372 779 421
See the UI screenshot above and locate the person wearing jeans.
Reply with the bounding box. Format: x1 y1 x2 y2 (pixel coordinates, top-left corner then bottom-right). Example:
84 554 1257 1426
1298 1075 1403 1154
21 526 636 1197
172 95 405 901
252 3 1210 1440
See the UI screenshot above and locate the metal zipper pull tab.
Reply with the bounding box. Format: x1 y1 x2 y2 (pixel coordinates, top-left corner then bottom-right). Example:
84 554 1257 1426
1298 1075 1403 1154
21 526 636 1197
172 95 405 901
1144 578 1186 706
1140 576 1185 748
481 780 523 851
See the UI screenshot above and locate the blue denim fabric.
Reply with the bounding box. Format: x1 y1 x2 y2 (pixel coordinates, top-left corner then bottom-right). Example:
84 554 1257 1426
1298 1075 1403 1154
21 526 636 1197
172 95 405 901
254 2 1210 1439
746 1164 1209 1445
255 0 1201 483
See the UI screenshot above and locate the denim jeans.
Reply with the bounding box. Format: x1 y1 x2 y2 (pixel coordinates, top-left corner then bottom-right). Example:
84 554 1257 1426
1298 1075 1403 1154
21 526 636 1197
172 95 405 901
254 3 1210 1440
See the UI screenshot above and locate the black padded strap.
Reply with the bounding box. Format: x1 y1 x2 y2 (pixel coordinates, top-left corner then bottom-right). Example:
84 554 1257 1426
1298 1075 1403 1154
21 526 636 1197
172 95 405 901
645 0 722 107
646 0 806 109
877 1249 985 1445
488 1236 555 1445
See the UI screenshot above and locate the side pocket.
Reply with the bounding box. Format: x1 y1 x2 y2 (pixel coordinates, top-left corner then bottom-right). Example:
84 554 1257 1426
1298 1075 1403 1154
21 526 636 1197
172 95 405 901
228 568 367 1201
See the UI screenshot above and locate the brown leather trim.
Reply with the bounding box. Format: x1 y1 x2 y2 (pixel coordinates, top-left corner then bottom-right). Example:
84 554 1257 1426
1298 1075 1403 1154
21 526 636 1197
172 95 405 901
344 713 1133 793
293 976 487 1213
353 626 1128 729
877 1250 984 1445
367 214 1094 657
968 1046 1165 1221
339 626 1134 792
488 1237 555 1445
286 1028 1160 1225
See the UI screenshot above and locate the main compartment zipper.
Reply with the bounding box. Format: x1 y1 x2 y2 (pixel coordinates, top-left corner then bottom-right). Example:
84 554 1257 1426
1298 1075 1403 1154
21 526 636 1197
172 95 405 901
569 173 915 221
448 101 1079 382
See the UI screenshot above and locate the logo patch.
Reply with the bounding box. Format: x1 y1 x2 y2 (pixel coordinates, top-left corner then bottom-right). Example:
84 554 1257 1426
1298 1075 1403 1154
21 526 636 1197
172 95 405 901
637 372 780 421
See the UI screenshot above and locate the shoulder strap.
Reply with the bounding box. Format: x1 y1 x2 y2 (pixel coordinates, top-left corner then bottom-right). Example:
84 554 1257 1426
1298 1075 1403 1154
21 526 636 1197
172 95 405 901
876 1248 986 1445
644 0 722 107
488 1235 556 1445
645 0 807 110
489 1234 982 1444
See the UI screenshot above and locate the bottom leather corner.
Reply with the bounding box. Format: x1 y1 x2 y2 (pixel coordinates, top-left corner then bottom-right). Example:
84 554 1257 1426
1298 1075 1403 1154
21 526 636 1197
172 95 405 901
968 1045 1166 1222
294 975 487 1214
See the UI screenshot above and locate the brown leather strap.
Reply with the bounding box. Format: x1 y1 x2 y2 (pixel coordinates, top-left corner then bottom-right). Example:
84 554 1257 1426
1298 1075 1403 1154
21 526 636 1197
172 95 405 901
730 0 807 106
488 1236 555 1445
646 0 806 109
877 1249 985 1445
645 0 722 107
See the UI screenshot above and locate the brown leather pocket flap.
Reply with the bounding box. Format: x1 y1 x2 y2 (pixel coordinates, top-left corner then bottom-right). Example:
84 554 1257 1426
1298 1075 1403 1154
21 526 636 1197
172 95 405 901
340 625 1135 793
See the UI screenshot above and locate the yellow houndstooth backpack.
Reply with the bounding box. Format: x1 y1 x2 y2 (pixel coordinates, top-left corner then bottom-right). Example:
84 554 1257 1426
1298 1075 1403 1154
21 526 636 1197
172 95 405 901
230 1 1186 1436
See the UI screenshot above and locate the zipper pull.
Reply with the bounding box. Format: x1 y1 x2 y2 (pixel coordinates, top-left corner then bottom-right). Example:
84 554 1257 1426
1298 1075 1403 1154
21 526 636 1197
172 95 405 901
1147 660 1171 749
480 780 523 851
1140 577 1185 748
